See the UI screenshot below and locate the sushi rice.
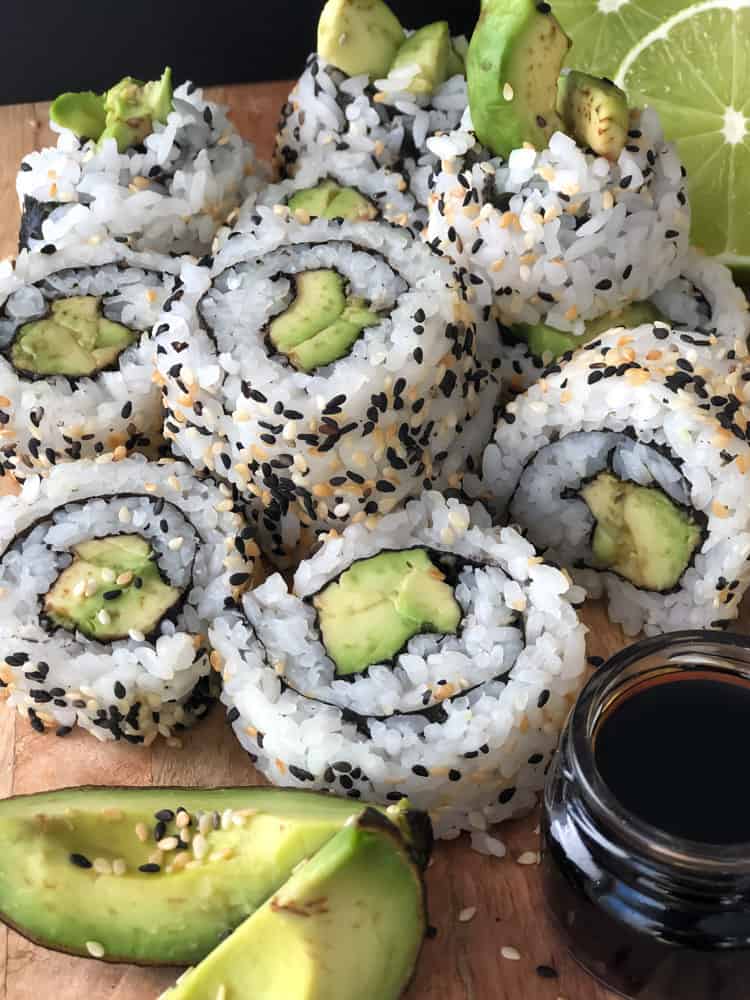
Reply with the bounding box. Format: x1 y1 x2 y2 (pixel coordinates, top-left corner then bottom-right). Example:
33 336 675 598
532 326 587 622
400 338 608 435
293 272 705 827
0 242 182 478
17 82 264 256
0 456 260 743
212 491 587 841
482 323 750 636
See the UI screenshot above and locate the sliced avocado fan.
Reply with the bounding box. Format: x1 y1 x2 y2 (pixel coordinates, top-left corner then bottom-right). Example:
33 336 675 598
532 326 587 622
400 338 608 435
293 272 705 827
268 269 380 372
313 548 462 676
288 180 378 222
44 535 181 641
317 0 460 95
580 472 703 592
0 786 431 967
50 68 173 152
557 70 629 161
161 809 426 1000
467 0 571 158
10 296 139 377
513 301 665 362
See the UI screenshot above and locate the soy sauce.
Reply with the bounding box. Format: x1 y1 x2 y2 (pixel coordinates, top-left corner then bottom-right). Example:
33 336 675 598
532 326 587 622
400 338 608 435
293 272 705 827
594 670 750 844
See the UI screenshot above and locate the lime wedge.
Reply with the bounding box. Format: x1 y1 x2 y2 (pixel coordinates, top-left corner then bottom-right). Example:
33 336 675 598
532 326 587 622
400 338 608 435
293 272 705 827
556 0 750 278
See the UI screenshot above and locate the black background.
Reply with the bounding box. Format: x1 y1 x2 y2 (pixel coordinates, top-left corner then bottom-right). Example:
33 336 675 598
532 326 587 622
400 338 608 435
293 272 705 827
1 1 480 105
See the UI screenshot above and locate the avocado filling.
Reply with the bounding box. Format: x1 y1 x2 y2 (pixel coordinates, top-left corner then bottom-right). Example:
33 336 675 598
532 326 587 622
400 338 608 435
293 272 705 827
580 472 702 592
10 296 139 377
50 68 173 152
390 21 452 95
514 301 665 361
313 549 462 676
268 269 380 372
44 535 181 641
288 180 378 222
557 71 629 162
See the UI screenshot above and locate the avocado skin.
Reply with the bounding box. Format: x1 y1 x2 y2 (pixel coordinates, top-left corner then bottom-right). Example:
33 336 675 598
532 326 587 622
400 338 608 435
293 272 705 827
467 0 571 158
391 21 451 95
161 807 427 1000
0 786 432 967
318 0 405 79
514 301 665 361
580 471 703 592
557 70 629 161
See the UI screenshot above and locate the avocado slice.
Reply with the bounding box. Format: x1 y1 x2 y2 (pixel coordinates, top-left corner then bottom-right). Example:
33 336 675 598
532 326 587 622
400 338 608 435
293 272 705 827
0 786 430 966
288 180 378 222
49 90 107 141
44 534 181 641
100 68 173 151
268 270 380 373
313 549 462 676
10 296 138 378
318 0 405 79
390 21 451 95
161 809 426 1000
515 301 665 362
580 472 703 592
447 40 466 78
467 0 571 158
557 70 629 161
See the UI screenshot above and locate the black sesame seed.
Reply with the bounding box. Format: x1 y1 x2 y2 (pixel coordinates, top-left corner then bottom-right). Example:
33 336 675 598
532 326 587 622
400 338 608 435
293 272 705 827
537 689 550 708
227 707 240 724
412 764 429 777
114 681 127 699
70 853 93 869
40 244 56 255
154 820 167 842
449 769 461 782
155 809 175 822
498 787 516 805
138 863 161 873
103 590 122 601
595 278 613 291
536 965 558 980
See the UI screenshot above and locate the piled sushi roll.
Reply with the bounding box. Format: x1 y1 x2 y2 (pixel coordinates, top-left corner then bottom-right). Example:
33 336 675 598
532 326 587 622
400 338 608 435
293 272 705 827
275 0 469 229
17 70 263 256
212 492 587 841
0 456 261 742
0 242 181 479
156 213 500 560
482 323 750 636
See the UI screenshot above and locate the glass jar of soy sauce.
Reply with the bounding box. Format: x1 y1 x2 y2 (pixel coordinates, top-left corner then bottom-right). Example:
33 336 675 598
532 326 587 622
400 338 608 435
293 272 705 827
542 631 750 1000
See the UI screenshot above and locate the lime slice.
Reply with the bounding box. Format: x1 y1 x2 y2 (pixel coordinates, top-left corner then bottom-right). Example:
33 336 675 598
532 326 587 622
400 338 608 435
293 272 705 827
555 0 750 277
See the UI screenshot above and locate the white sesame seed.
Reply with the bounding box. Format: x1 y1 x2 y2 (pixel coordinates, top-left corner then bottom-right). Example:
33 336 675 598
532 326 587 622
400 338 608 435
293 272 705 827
221 808 233 831
158 836 180 852
73 580 86 598
501 946 521 961
192 834 208 859
97 609 111 626
116 571 133 586
517 851 540 866
176 810 191 829
118 506 131 524
93 857 112 875
112 859 127 876
86 941 105 958
128 629 145 642
135 822 149 843
503 82 514 101
168 536 184 551
101 568 116 583
198 813 213 837
458 906 477 923
84 578 98 598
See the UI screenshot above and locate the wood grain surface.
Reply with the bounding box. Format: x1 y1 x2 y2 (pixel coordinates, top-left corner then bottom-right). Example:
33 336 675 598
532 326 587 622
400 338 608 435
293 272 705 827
0 83 747 1000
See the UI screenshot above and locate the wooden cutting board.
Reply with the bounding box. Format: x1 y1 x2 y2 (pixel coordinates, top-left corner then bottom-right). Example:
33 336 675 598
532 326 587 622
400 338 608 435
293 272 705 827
0 83 747 1000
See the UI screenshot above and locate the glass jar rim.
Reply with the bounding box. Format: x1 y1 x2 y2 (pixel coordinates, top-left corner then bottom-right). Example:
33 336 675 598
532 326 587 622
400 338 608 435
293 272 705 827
569 629 750 873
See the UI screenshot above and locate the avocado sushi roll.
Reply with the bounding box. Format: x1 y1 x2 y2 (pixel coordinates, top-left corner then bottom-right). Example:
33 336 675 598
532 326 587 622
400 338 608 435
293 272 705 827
212 491 587 841
0 242 181 478
156 213 500 562
483 323 750 635
17 70 263 256
0 456 260 742
275 0 469 230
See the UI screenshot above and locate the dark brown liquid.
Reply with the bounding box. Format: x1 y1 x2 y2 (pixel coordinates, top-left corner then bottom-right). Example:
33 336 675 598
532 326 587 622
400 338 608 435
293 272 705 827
594 670 750 844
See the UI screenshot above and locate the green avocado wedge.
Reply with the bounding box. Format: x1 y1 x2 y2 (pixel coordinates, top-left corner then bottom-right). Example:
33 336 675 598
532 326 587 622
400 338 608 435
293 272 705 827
467 0 571 158
318 0 405 79
0 786 432 966
161 809 427 1000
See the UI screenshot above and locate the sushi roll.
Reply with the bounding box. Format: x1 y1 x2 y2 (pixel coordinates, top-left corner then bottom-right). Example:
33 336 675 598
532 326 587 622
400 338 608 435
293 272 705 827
0 456 261 742
275 0 469 230
212 491 587 841
498 247 750 397
0 242 181 478
229 148 420 234
17 70 263 256
482 323 750 636
156 213 500 561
